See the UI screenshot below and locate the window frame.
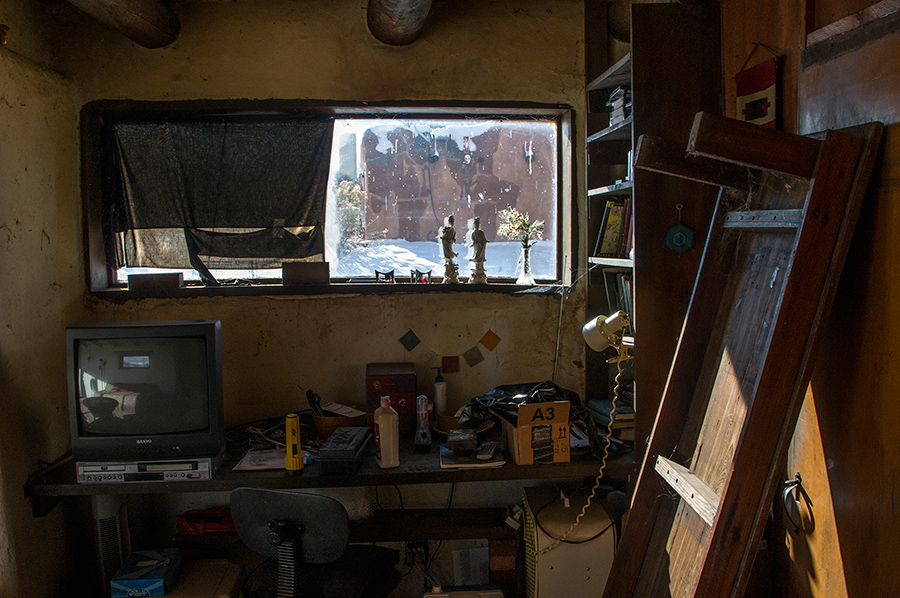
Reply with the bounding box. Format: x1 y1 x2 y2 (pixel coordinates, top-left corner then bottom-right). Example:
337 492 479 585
81 99 576 298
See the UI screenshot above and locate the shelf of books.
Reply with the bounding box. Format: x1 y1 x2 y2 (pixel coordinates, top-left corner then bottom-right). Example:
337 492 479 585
583 3 722 463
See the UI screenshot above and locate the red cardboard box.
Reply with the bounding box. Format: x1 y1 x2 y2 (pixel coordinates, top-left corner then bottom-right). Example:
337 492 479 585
366 362 416 435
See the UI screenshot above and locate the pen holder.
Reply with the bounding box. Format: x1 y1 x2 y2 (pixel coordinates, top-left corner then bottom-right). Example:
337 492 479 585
313 413 366 440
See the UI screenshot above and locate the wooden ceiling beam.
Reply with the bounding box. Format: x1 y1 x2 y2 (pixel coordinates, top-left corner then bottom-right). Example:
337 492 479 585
68 0 179 49
68 0 435 48
367 0 433 45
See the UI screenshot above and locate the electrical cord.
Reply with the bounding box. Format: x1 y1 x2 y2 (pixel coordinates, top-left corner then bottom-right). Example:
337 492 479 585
226 412 319 459
175 504 235 535
26 451 73 484
537 341 630 555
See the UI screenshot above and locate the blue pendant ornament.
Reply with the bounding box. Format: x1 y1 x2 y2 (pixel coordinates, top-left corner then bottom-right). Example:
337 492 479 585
665 202 695 256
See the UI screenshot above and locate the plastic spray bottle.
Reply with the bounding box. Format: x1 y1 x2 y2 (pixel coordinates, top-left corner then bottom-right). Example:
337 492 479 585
432 366 447 415
374 396 400 468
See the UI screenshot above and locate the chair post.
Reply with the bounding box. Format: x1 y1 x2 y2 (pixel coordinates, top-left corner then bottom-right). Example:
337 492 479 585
276 538 302 598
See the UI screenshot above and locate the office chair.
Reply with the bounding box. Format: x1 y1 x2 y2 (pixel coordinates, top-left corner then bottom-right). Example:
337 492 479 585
231 487 400 598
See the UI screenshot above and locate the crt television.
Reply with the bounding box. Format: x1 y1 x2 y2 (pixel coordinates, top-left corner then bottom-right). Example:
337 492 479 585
66 320 224 464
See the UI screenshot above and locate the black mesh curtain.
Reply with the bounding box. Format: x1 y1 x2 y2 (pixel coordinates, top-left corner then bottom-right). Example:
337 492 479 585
110 117 333 284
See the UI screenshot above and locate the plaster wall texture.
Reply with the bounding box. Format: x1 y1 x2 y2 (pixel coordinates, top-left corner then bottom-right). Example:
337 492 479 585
0 1 588 595
49 0 584 105
0 11 83 597
52 0 589 422
83 290 589 429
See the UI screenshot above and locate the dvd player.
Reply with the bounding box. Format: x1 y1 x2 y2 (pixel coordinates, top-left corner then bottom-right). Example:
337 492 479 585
77 456 219 484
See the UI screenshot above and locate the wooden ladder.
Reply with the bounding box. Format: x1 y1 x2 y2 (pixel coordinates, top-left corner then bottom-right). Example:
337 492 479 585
602 113 883 598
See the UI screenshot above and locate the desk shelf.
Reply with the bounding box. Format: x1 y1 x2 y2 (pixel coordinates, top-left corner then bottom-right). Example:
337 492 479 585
24 444 635 517
351 507 515 542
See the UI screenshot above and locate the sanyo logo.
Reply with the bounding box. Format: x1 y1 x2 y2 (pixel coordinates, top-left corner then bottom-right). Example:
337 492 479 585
135 439 153 444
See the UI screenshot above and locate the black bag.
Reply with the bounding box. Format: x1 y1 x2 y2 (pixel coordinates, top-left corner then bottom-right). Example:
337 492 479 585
456 381 582 428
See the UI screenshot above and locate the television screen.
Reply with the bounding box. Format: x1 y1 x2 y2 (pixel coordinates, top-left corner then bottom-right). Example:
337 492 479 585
67 320 224 463
75 336 209 436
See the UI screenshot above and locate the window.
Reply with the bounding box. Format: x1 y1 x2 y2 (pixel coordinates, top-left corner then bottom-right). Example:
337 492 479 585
82 101 572 293
326 118 558 281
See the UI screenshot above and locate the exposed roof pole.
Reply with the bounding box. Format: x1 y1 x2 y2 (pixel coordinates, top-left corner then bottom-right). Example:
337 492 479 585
68 0 180 49
367 0 433 45
68 0 433 48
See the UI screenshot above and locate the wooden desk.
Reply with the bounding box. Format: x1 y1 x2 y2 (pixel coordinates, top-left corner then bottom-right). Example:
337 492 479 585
24 441 634 518
25 442 633 597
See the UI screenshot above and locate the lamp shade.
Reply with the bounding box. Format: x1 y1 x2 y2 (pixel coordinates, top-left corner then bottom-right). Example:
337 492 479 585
583 311 630 352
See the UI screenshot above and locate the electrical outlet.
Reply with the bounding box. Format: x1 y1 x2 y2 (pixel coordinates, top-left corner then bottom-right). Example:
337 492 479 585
409 540 428 558
405 540 429 566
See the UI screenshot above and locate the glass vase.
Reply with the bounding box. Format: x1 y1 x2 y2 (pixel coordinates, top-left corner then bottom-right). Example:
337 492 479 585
516 243 536 285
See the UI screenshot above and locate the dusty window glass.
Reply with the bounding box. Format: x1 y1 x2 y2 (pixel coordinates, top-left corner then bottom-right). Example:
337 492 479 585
108 113 563 286
324 118 558 281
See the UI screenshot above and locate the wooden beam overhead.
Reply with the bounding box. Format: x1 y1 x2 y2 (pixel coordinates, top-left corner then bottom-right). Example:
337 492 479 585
68 0 180 48
367 0 433 45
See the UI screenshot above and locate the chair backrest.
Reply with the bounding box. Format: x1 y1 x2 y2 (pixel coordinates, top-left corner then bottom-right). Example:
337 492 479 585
230 487 349 564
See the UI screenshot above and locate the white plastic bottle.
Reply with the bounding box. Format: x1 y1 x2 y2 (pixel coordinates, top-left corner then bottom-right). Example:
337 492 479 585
374 396 400 468
432 367 447 415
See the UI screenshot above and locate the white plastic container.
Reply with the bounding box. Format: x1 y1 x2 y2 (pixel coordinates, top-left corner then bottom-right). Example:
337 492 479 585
433 367 447 415
374 396 400 468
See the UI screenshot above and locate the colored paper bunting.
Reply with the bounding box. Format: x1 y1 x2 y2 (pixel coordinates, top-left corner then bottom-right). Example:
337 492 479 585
396 325 502 371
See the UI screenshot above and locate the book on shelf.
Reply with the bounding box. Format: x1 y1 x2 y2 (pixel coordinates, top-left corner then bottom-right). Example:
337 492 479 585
608 104 632 125
587 399 635 430
602 267 635 335
594 199 626 257
593 196 632 260
614 427 635 442
620 195 633 259
617 274 634 335
607 86 631 102
602 266 627 315
588 399 635 421
607 86 633 126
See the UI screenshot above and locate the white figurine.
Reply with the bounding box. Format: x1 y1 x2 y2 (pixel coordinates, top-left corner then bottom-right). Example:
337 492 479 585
466 217 488 284
439 215 459 283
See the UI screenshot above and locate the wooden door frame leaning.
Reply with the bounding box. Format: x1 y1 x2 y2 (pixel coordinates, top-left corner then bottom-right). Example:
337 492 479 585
602 112 883 598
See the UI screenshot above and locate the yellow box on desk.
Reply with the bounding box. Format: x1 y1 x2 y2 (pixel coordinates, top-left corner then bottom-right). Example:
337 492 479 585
501 401 570 465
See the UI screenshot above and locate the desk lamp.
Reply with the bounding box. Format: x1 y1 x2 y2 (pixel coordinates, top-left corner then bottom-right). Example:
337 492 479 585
582 309 634 448
582 310 631 354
